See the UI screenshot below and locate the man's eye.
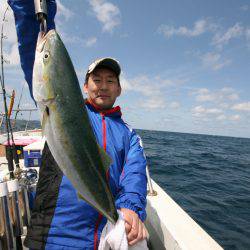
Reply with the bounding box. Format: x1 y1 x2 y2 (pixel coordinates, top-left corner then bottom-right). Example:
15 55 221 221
94 79 101 82
108 80 113 83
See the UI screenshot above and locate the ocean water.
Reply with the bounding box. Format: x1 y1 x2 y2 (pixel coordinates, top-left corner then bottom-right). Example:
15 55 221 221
137 129 250 250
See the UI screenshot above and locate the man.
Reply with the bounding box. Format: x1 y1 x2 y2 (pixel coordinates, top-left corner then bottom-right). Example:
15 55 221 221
84 58 148 246
24 58 148 249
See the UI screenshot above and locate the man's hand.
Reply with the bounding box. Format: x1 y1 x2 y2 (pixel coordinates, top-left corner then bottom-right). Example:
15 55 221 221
120 208 148 246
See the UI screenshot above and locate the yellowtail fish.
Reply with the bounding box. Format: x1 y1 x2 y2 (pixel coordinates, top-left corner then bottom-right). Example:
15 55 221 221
33 29 118 224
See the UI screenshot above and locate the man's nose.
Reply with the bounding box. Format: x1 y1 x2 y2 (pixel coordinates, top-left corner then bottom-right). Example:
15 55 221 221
100 80 108 90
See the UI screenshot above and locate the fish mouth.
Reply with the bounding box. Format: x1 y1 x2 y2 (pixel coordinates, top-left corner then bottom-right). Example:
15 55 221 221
36 29 57 52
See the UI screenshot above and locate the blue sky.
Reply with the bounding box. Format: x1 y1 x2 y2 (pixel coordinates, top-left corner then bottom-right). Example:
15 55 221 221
1 0 250 138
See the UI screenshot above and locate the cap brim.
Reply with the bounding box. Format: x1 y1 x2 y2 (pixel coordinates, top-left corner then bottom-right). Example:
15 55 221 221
87 58 121 77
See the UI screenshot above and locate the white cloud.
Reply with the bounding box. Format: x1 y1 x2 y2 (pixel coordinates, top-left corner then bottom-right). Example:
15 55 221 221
246 29 250 40
227 93 239 101
246 29 250 48
0 3 17 44
158 18 250 52
216 114 226 121
192 105 206 114
232 102 250 111
201 52 231 71
120 75 132 91
84 37 97 47
191 89 248 125
195 88 210 95
240 5 249 11
120 75 165 111
120 74 186 111
127 75 159 96
56 0 74 21
0 3 20 67
140 98 166 110
60 33 97 48
196 94 215 102
192 105 223 117
59 33 81 44
192 87 239 104
88 0 121 32
4 44 20 66
158 19 213 38
221 87 234 93
212 23 244 48
120 33 129 38
206 108 222 114
169 101 180 109
219 103 229 109
229 114 241 121
54 0 83 51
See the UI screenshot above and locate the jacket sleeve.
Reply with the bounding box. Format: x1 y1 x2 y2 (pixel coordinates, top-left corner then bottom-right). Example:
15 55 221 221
8 0 56 101
115 129 147 221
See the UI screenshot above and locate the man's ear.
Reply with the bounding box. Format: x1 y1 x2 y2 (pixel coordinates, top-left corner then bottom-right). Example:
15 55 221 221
116 85 121 97
83 83 88 94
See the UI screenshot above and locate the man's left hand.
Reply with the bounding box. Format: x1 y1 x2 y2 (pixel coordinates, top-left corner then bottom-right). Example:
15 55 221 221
120 208 148 246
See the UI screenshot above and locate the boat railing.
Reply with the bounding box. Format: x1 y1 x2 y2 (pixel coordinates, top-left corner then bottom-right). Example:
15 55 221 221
146 165 157 196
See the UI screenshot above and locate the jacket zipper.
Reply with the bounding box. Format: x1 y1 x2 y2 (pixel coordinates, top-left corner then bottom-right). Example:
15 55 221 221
101 114 107 151
94 113 107 250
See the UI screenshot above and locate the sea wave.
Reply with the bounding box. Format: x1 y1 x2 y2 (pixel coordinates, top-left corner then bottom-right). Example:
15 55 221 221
137 129 250 250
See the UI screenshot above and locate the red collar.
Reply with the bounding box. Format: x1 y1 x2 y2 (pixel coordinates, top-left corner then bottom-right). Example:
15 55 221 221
85 99 121 116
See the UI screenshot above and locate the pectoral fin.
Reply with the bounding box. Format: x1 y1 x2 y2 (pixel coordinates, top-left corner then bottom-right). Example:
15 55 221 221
41 106 50 136
77 192 87 202
97 144 112 172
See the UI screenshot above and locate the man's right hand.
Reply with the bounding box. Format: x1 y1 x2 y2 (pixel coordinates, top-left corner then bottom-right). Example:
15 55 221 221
120 208 148 246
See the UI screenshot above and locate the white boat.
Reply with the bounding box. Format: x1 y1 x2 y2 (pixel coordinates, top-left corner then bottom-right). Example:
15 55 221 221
0 131 223 250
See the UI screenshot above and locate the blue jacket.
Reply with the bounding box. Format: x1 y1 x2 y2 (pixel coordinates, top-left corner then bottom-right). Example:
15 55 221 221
25 102 147 250
8 0 56 101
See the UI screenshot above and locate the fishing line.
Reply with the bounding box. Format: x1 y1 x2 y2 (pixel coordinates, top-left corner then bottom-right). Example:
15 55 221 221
0 6 20 177
13 82 25 128
0 6 24 250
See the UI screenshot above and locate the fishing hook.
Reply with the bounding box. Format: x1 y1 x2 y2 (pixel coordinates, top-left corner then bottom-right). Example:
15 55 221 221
34 0 48 34
40 18 47 34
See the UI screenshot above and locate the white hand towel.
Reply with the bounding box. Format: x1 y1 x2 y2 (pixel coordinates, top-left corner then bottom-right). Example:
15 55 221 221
98 210 148 250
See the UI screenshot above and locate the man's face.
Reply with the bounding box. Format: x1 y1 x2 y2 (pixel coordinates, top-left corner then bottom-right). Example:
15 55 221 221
84 67 121 110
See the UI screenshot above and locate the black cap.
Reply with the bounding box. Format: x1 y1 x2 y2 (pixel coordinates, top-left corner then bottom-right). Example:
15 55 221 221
86 57 121 77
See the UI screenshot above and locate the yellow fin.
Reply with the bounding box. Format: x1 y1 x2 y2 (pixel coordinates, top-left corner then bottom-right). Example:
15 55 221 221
97 144 112 172
77 192 87 202
41 106 49 136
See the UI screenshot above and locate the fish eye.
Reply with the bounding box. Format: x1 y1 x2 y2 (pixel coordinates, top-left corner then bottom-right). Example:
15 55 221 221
44 51 50 60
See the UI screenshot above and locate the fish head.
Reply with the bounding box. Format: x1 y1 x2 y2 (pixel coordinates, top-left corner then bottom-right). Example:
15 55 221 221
33 30 58 107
